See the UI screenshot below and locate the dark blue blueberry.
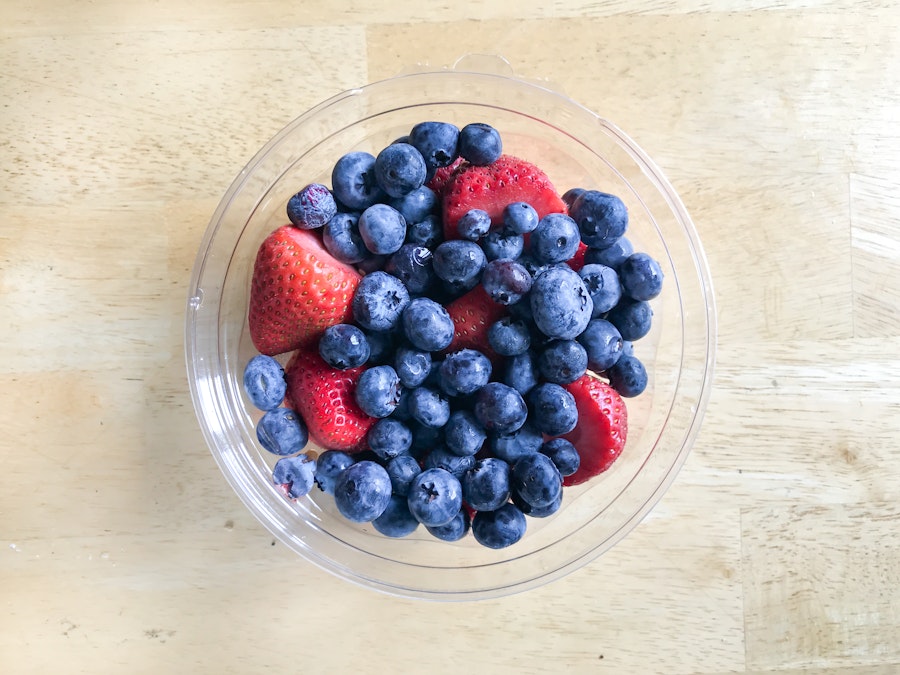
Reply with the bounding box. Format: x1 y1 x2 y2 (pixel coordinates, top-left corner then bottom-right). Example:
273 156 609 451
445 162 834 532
511 453 562 510
433 240 487 293
367 418 413 460
242 354 286 411
512 487 562 518
457 122 502 166
619 252 664 301
528 383 578 436
579 263 623 316
561 187 586 208
314 450 355 494
385 244 436 296
578 319 624 371
426 508 470 542
540 438 580 477
386 454 422 497
405 214 444 249
502 201 539 234
487 317 531 356
517 252 553 280
318 323 370 370
530 213 580 264
407 468 463 527
409 421 444 458
584 236 633 270
537 339 588 385
410 121 460 174
358 203 407 255
272 453 316 498
390 386 412 421
502 351 540 396
472 503 527 549
393 346 432 388
256 407 308 456
363 327 398 365
356 254 389 275
444 410 486 457
481 229 524 261
401 298 455 352
372 494 420 537
408 386 450 429
530 266 593 340
474 382 528 435
606 354 649 398
456 208 492 241
352 271 410 332
333 461 393 522
569 190 629 249
424 446 476 480
331 151 385 211
489 421 543 463
606 298 653 341
481 259 532 305
374 142 427 198
286 183 337 230
388 186 437 224
462 457 510 512
323 212 368 264
355 365 402 419
439 349 492 397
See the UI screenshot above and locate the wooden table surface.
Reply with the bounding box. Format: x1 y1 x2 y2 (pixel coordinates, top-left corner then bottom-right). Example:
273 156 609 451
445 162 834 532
2 2 899 673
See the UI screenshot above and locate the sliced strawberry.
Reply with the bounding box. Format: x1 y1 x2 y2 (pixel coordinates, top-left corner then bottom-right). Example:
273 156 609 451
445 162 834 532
442 155 567 240
444 285 508 359
561 376 628 486
249 225 360 356
426 157 466 195
568 241 588 272
285 349 375 452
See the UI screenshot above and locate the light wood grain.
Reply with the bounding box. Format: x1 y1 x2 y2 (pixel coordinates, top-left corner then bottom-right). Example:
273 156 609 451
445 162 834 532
2 2 899 674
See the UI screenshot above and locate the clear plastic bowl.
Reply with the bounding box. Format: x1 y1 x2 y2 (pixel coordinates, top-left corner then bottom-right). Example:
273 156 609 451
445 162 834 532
185 58 716 601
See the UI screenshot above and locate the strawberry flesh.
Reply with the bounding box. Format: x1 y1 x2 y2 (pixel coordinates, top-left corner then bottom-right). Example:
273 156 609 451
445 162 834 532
561 376 628 486
444 285 508 359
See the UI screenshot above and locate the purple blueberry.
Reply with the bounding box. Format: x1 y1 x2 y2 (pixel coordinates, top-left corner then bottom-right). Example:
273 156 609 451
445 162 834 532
444 410 486 457
607 298 653 341
433 240 487 294
393 345 432 388
584 236 633 270
401 297 455 351
481 259 532 305
487 317 531 356
242 355 286 411
407 386 451 429
272 453 316 499
481 229 524 261
286 183 337 230
489 421 543 464
386 454 421 497
388 186 437 224
424 446 476 480
457 208 492 241
426 508 470 542
385 244 436 295
256 407 308 456
410 121 460 174
405 213 444 249
511 453 563 510
502 351 540 396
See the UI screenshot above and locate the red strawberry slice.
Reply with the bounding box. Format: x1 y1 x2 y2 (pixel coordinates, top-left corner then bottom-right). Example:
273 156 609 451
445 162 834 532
426 157 466 195
442 155 567 240
285 349 375 452
568 241 588 272
444 285 508 359
561 376 628 486
249 225 361 356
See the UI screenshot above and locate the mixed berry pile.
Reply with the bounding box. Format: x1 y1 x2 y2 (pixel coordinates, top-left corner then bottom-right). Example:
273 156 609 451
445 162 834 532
242 121 663 549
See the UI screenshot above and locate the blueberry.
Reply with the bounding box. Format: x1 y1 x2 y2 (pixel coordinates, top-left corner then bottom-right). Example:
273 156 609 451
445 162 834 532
462 457 510 512
356 254 389 275
243 354 286 411
481 259 532 305
256 407 308 456
388 186 437 224
401 297 455 352
323 212 368 264
537 339 588 385
487 317 531 356
578 263 623 316
374 142 427 198
457 122 502 166
433 240 487 293
511 453 562 509
355 365 402 419
502 201 539 235
286 183 337 230
444 410 487 456
408 386 450 428
489 421 543 463
530 266 593 340
393 346 432 388
606 354 649 397
517 252 554 280
407 468 463 527
512 488 562 518
409 421 444 458
372 494 421 537
314 450 355 494
405 213 444 249
333 461 393 522
472 503 527 549
584 236 633 270
424 446 476 480
619 252 664 301
578 319 624 371
502 351 539 396
318 323 370 370
386 454 421 497
363 327 398 365
367 418 413 460
272 453 316 499
561 187 586 208
439 349 492 396
528 383 578 436
530 213 581 264
358 203 407 255
426 508 470 542
385 244 436 296
474 382 528 435
622 340 635 357
540 438 581 477
456 208 492 241
352 271 410 332
569 190 629 249
410 121 460 174
331 151 385 211
481 230 524 261
607 298 653 341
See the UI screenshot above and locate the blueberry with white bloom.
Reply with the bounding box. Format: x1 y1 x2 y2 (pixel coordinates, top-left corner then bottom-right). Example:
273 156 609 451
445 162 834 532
243 354 286 411
355 365 403 419
333 461 393 522
374 143 427 198
358 203 407 255
407 468 463 527
256 407 308 456
352 271 410 331
318 323 370 370
331 151 384 211
272 453 316 499
472 503 527 549
287 183 337 230
458 122 502 166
